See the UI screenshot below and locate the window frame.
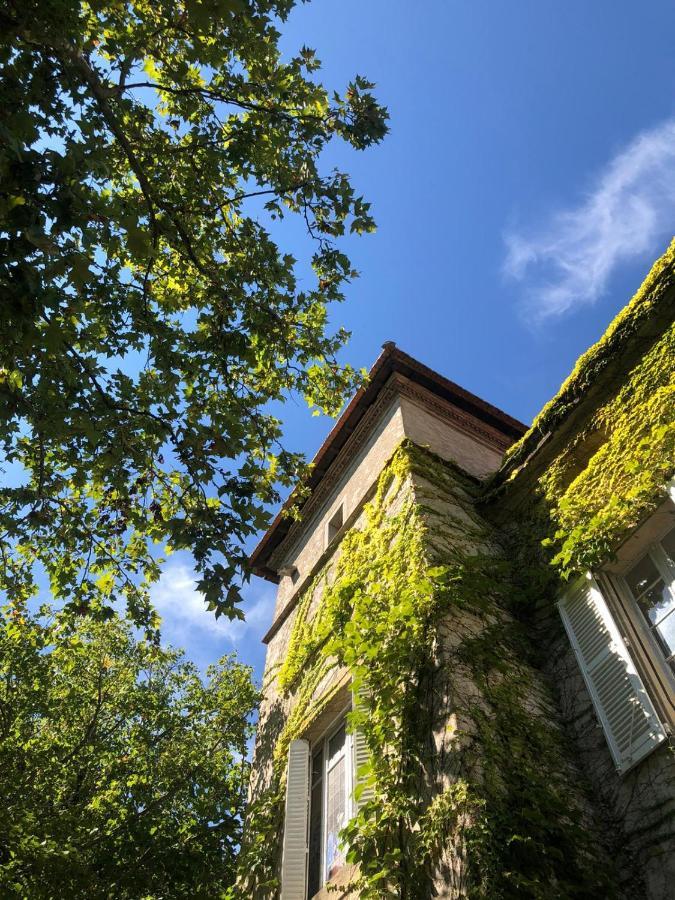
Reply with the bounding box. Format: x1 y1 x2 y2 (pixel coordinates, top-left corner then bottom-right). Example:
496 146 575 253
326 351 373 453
307 704 354 897
621 536 675 667
599 511 675 732
558 572 668 773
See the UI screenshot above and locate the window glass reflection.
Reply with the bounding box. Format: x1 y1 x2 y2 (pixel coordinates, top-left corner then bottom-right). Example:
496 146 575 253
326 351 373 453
654 609 675 661
660 525 675 565
626 554 661 598
637 581 674 625
625 530 675 669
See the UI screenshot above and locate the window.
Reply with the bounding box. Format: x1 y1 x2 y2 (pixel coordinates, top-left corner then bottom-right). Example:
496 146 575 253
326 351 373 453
558 501 675 775
280 691 371 900
307 717 353 897
280 685 375 900
622 525 675 672
558 573 667 773
326 505 344 547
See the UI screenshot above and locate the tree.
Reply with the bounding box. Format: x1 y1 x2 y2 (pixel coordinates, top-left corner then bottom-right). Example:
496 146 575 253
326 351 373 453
0 602 259 898
0 0 388 625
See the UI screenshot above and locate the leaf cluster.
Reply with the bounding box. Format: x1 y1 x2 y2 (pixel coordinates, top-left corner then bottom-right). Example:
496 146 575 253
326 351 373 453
0 0 388 623
0 602 259 898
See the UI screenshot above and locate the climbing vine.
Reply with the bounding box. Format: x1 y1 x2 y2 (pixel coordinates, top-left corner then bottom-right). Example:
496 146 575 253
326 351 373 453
240 241 675 899
541 314 675 575
503 239 675 578
239 442 616 898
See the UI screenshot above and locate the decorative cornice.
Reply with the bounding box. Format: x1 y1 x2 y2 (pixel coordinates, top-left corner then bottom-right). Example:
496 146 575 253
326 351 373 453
268 373 509 571
395 375 513 453
267 376 402 570
250 342 526 580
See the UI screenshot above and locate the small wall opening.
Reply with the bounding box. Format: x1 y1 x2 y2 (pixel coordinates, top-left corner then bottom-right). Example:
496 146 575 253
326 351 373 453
280 565 300 584
326 504 344 546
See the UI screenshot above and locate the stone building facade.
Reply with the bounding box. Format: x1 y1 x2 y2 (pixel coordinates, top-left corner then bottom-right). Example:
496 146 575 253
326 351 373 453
242 243 675 899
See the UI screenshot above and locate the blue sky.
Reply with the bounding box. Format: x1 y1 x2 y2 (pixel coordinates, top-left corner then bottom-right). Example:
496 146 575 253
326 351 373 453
151 0 675 679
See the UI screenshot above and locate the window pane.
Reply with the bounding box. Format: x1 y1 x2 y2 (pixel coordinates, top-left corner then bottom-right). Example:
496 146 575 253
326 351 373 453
660 525 675 565
325 753 346 879
327 724 346 766
637 580 675 626
654 608 675 662
311 747 324 789
307 749 323 898
625 554 661 599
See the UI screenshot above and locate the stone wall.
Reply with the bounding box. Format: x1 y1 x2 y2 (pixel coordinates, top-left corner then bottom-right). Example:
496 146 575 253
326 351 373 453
252 379 510 805
244 455 423 897
250 498 371 803
409 455 616 898
245 441 619 898
271 397 406 619
535 597 675 899
268 378 507 627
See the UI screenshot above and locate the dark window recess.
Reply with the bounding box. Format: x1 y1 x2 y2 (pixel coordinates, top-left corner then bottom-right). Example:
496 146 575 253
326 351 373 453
307 748 324 899
326 505 344 545
279 564 299 582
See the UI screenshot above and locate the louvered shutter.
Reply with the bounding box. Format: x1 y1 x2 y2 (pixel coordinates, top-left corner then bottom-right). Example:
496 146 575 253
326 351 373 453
352 685 375 811
281 739 310 900
558 573 667 773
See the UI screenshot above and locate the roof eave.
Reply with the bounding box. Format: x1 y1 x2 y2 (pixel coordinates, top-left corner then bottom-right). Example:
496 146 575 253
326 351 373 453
249 343 527 579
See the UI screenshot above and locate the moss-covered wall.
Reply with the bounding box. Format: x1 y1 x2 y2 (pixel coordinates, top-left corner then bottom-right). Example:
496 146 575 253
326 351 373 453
537 315 674 577
402 446 616 899
494 239 675 576
487 241 675 900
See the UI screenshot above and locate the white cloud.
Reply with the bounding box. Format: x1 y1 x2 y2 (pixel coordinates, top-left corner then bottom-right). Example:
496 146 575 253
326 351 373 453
504 117 675 320
150 560 274 646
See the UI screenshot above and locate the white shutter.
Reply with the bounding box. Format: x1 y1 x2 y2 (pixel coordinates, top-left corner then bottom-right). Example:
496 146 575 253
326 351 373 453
558 573 667 773
281 739 310 900
352 685 375 811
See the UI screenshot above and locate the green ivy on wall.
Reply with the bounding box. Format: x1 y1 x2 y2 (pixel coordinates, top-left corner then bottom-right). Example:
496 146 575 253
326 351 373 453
239 443 616 898
503 239 675 577
240 242 675 898
541 315 675 575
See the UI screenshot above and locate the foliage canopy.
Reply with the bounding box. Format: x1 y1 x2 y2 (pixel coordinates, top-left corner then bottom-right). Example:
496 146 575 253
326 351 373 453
0 0 388 624
0 603 259 898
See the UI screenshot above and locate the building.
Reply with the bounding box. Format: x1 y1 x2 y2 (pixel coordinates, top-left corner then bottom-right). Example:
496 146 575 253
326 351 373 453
240 241 675 899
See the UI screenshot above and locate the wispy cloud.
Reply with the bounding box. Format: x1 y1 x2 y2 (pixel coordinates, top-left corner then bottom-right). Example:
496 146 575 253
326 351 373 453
504 117 675 320
150 560 274 647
